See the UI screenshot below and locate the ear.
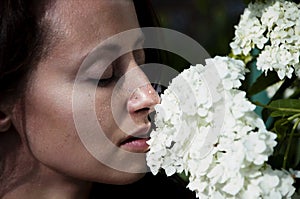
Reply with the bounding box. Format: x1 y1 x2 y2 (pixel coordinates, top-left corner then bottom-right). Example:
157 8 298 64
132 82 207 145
0 111 11 132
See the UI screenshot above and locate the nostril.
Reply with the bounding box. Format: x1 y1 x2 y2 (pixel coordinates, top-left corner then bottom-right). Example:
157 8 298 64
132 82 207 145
132 107 150 120
0 112 6 119
136 107 150 114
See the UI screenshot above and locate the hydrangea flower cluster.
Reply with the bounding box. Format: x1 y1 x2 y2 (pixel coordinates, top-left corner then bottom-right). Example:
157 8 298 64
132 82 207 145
146 56 296 198
229 0 300 80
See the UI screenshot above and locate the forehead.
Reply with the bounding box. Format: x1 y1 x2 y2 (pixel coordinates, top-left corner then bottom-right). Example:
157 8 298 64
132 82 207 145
45 0 140 56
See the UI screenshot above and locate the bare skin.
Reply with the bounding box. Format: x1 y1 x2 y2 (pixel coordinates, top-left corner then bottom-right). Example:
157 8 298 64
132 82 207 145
1 0 160 198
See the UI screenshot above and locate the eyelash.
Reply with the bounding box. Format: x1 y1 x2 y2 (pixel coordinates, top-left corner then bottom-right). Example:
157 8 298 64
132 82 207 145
93 50 145 87
96 64 115 87
97 75 114 87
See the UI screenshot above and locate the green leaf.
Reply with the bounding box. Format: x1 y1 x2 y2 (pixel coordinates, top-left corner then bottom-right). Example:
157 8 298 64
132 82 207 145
257 99 300 122
270 110 298 118
247 71 281 96
269 99 300 110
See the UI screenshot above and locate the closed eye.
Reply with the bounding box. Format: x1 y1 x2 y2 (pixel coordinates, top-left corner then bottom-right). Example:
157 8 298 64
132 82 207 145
96 77 114 87
90 63 114 87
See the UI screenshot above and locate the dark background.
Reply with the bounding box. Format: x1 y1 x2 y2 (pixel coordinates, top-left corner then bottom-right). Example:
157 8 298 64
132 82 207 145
151 0 247 58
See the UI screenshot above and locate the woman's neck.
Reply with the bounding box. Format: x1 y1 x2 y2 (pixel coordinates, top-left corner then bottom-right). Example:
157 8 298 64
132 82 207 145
0 129 92 199
2 166 92 199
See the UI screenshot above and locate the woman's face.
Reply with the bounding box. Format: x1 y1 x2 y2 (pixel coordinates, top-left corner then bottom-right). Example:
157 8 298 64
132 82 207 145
12 0 160 184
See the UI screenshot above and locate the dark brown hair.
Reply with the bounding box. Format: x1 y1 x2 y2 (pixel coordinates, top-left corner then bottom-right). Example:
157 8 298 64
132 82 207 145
0 0 51 100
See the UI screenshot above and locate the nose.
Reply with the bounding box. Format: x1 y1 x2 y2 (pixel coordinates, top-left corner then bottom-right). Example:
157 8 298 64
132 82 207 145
127 83 160 117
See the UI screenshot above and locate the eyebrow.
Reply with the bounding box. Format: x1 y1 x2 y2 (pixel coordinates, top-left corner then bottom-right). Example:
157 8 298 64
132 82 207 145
100 33 145 53
78 33 145 72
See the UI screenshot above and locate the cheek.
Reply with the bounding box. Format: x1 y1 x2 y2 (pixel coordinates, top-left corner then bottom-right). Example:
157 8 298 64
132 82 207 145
101 87 132 134
24 82 81 164
22 79 112 176
21 68 145 183
94 89 126 137
94 93 113 133
22 81 108 179
22 65 101 171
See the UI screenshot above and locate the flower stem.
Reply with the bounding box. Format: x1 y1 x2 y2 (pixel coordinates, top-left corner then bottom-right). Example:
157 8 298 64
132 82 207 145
283 119 300 169
288 113 300 121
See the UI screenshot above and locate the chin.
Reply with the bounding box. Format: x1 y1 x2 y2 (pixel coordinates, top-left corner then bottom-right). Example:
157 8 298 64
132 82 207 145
111 171 147 185
88 168 146 185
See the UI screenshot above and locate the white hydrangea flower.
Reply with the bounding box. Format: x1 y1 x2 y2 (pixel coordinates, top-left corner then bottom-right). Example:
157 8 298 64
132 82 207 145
230 8 268 55
230 0 300 80
146 56 296 198
206 57 247 90
229 1 270 56
241 166 296 199
257 45 295 79
242 129 277 165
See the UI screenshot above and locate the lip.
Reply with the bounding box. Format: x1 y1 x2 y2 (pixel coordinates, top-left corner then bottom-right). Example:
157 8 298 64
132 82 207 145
119 125 151 153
